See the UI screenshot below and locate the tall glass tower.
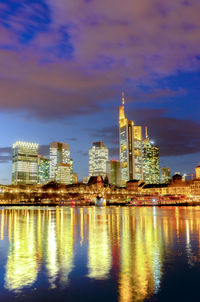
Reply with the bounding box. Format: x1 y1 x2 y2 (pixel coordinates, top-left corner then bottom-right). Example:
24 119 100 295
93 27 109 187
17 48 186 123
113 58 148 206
119 93 143 186
143 128 160 184
12 141 39 185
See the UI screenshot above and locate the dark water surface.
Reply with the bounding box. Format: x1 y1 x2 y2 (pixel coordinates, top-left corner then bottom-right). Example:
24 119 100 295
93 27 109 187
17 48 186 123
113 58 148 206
0 206 200 301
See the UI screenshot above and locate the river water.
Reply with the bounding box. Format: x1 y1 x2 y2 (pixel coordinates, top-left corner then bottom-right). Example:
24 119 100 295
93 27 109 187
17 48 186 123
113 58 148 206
0 206 200 301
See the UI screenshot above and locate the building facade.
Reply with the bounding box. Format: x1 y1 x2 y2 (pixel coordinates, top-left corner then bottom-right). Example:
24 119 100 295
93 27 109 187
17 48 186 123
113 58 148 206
49 142 70 180
38 156 49 184
195 166 200 179
12 141 38 185
106 160 121 186
119 92 143 186
55 163 71 185
143 131 160 184
161 167 171 184
89 141 109 178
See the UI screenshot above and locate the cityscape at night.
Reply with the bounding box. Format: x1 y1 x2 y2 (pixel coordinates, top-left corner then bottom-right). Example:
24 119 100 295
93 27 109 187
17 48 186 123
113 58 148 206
0 0 200 301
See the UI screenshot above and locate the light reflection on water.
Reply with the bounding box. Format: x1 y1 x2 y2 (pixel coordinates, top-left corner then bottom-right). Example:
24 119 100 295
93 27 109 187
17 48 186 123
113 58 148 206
1 206 200 301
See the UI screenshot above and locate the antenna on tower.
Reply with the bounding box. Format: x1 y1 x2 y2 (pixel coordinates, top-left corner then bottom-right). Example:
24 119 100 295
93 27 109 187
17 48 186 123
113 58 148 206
145 126 148 138
122 91 125 106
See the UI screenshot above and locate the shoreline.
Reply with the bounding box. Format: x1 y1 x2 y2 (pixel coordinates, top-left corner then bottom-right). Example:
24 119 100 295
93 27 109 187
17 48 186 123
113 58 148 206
0 202 200 207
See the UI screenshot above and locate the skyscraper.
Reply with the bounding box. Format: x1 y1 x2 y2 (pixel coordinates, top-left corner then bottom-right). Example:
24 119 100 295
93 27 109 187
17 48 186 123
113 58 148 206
49 142 70 180
143 128 160 184
12 141 38 185
89 141 109 178
106 160 121 186
161 167 171 184
70 158 73 184
119 92 143 186
55 163 71 185
38 156 49 184
195 166 200 179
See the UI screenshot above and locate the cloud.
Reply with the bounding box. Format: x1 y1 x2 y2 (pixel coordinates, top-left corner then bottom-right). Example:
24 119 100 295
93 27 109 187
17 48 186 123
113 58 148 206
0 0 199 119
0 147 12 163
65 137 77 142
75 150 88 157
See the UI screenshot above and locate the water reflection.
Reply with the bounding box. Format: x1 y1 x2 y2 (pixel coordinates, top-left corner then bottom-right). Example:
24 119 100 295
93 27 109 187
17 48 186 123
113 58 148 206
0 206 200 301
87 208 111 279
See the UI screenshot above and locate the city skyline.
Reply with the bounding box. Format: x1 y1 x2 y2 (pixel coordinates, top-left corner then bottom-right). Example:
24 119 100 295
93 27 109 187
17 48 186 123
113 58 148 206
2 104 200 185
0 1 200 184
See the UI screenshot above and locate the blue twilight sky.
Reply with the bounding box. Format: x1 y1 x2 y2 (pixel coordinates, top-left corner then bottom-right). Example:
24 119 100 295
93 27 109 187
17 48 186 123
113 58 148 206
0 0 200 184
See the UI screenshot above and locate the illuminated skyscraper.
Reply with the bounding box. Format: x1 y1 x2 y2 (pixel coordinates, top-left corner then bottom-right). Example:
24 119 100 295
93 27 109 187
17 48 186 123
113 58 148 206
119 93 143 186
143 128 159 184
195 166 200 179
161 167 171 184
106 160 121 186
89 141 109 178
55 163 71 184
70 158 74 184
49 142 70 180
38 156 49 184
12 141 38 185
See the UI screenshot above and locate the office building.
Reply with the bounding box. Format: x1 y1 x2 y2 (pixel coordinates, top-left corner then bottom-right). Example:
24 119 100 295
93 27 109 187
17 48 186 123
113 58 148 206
12 141 38 185
55 163 71 185
38 156 49 184
72 173 78 184
89 141 109 178
195 166 200 179
49 142 70 180
161 167 171 184
106 160 121 186
119 92 143 186
143 128 159 184
70 158 73 184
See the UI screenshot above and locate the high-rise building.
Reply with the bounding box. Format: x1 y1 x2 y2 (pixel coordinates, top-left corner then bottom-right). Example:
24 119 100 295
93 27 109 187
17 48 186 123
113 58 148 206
195 166 200 179
49 142 70 180
89 141 109 178
119 92 143 186
143 128 159 184
106 160 121 186
161 167 171 184
12 141 38 185
70 158 73 184
55 163 71 184
38 156 49 184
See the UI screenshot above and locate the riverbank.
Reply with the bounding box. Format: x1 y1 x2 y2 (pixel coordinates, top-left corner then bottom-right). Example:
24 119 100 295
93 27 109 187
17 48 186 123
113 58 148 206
0 201 200 207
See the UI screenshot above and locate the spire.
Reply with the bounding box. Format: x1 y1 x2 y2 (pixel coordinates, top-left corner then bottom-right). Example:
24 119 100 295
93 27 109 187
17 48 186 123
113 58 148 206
145 126 148 138
122 91 125 106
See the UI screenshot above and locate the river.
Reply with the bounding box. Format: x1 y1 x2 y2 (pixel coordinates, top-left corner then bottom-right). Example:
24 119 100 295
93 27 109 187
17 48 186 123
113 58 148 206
0 206 200 301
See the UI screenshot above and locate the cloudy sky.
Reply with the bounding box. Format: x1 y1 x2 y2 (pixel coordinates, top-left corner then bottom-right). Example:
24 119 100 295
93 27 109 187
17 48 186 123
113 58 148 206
0 0 200 183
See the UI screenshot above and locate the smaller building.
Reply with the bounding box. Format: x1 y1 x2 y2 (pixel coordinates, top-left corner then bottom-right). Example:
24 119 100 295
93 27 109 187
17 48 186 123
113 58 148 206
72 173 78 184
38 155 49 184
126 180 140 192
161 167 171 184
106 160 121 186
83 176 89 184
55 163 71 185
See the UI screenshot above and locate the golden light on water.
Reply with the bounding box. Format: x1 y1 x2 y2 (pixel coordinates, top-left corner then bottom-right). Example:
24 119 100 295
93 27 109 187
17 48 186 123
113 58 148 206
1 207 200 300
87 208 111 280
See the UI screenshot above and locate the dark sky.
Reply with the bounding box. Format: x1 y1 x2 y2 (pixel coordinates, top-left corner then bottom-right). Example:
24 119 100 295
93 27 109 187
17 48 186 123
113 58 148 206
0 0 200 183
